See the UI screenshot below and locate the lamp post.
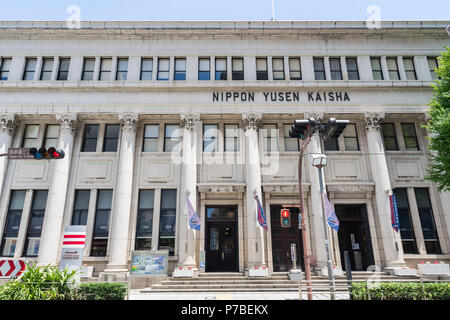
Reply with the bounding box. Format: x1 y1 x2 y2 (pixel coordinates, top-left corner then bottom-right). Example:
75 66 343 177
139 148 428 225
311 154 336 300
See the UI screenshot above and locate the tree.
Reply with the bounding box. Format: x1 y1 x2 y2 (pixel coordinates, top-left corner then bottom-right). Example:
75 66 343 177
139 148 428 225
424 46 450 191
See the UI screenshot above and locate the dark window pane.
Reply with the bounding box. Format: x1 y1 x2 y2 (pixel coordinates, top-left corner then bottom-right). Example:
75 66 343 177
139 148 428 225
324 137 338 151
71 190 90 226
401 123 419 151
82 124 99 152
103 124 120 152
381 123 398 151
23 190 48 257
90 190 112 256
394 188 418 254
414 188 441 254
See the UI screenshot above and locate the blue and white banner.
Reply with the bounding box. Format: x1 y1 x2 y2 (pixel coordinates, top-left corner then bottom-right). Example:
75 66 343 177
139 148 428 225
187 195 201 231
389 194 400 233
324 193 339 231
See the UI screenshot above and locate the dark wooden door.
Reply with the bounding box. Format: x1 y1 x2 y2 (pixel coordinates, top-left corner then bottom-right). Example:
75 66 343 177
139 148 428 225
205 222 238 272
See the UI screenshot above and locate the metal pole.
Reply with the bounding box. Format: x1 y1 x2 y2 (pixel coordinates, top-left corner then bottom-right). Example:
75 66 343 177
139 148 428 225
318 166 336 300
344 250 353 300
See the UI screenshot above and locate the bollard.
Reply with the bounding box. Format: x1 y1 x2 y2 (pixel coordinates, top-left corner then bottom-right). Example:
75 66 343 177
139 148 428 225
344 251 353 300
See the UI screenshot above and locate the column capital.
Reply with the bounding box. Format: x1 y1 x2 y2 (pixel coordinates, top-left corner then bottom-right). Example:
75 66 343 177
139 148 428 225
419 112 430 126
242 112 262 131
303 111 324 121
56 113 78 134
364 112 385 130
180 113 201 130
118 112 139 133
0 113 16 135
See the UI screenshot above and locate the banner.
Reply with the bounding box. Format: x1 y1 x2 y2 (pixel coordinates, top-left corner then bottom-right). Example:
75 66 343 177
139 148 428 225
255 194 268 231
187 195 201 231
324 193 339 231
389 194 400 232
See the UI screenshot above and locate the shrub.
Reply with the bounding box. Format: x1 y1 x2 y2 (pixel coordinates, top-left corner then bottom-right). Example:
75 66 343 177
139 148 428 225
350 282 450 300
77 282 127 300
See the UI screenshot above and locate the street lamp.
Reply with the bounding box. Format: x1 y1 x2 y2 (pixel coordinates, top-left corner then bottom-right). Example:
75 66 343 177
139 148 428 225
311 154 336 300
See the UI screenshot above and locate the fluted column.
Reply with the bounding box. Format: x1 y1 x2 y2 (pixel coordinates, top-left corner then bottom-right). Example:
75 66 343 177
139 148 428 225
105 113 138 274
364 112 405 268
0 113 16 199
38 113 77 266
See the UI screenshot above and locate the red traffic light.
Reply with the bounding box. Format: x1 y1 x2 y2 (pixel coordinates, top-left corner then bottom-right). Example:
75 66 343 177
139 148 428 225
281 209 290 218
28 147 65 160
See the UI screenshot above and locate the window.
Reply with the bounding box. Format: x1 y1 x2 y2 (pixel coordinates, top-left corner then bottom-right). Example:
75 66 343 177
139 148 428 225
393 188 418 254
135 189 155 250
22 124 39 148
1 190 26 257
313 58 326 80
414 188 441 254
256 58 268 80
90 190 112 257
343 124 359 151
346 58 359 80
370 57 383 80
0 58 12 80
329 58 342 80
140 58 153 80
57 58 70 81
81 124 99 152
203 124 218 152
283 124 299 151
164 124 180 152
224 124 239 152
23 190 48 257
159 189 177 256
103 124 120 152
386 58 400 80
174 58 186 80
71 190 90 226
82 58 95 80
40 58 54 80
323 136 338 151
44 124 59 149
198 58 210 80
289 58 302 80
143 124 159 152
116 58 128 80
232 58 244 80
262 124 278 152
401 123 419 151
403 58 417 80
157 58 169 80
427 57 438 80
215 58 227 80
272 58 285 80
381 123 398 151
99 58 112 81
23 58 37 81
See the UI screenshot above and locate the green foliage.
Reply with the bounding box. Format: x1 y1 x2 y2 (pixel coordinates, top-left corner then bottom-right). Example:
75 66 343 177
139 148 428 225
76 282 127 300
350 282 450 300
424 46 450 191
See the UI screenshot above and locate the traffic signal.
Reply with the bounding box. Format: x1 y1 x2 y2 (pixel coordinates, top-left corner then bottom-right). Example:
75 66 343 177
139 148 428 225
289 118 316 140
29 147 65 160
280 208 291 228
319 118 349 141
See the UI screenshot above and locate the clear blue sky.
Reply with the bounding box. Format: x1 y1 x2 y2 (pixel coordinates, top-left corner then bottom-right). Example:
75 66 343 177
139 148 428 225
1 0 449 21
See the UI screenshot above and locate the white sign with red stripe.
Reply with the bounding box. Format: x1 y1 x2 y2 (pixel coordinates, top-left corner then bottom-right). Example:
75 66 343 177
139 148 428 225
59 225 87 272
62 231 86 248
0 260 26 278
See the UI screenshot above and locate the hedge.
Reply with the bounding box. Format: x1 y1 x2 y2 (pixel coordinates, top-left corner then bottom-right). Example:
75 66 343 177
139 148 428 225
76 282 127 300
350 282 450 300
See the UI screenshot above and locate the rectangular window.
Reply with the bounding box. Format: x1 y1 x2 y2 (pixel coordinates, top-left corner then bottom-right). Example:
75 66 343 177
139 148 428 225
313 58 326 80
23 190 48 257
386 58 400 80
343 123 359 151
0 58 12 80
164 124 180 152
232 58 244 80
22 124 39 148
81 124 99 152
381 123 398 151
403 58 417 80
272 58 285 80
90 190 112 257
215 58 227 80
323 137 339 151
71 190 90 226
99 58 112 81
393 188 418 254
159 189 177 256
262 124 278 152
329 58 342 80
140 58 153 80
283 124 299 151
203 124 218 152
44 124 59 149
174 58 186 81
143 124 159 152
289 58 302 80
57 58 70 81
401 123 419 151
256 58 268 80
40 58 54 80
116 58 128 81
346 58 359 80
157 58 169 80
23 58 37 81
82 58 95 80
135 189 155 250
224 124 239 152
198 58 210 80
103 124 120 152
371 57 383 80
414 188 441 254
427 57 438 80
1 190 26 257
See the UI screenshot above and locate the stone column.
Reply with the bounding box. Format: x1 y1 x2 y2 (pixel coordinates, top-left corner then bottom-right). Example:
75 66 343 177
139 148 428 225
38 113 77 266
364 112 405 268
0 113 16 199
104 113 138 276
242 112 264 269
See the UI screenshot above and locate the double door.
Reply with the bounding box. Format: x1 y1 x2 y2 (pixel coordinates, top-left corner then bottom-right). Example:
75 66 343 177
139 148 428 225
206 222 238 272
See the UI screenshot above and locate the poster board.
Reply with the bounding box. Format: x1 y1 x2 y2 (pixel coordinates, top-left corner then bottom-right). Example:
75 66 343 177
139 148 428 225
130 250 169 277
